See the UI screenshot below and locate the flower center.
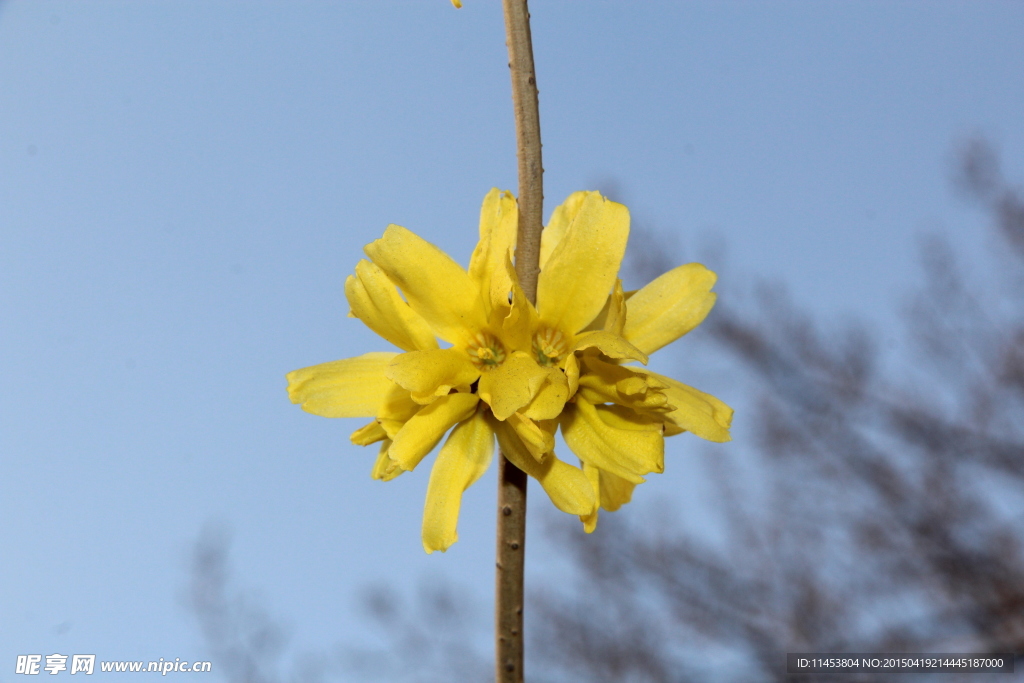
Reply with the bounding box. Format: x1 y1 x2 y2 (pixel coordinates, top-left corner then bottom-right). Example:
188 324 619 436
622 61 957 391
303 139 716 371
533 327 568 367
467 332 507 370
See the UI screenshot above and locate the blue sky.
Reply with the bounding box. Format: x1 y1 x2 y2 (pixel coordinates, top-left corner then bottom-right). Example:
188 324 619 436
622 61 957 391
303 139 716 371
2 0 1023 674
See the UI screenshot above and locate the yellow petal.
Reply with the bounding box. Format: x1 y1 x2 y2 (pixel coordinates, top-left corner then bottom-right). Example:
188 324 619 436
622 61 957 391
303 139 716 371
664 422 685 437
371 440 403 481
584 278 626 336
578 461 638 532
385 348 480 405
536 192 630 335
539 191 589 269
571 330 649 365
580 462 601 533
389 393 480 472
520 366 570 420
350 420 387 446
375 382 423 438
477 351 549 421
422 406 494 553
506 412 554 461
346 260 439 352
597 466 637 512
577 355 671 412
497 253 539 353
643 371 733 443
623 263 717 355
492 418 596 516
451 0 462 7
468 189 518 317
605 279 627 336
564 352 580 398
578 460 637 530
286 352 397 418
364 225 487 347
560 399 664 483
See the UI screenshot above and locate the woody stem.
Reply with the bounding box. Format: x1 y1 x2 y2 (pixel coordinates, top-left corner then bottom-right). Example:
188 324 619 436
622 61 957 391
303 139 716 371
496 1 542 682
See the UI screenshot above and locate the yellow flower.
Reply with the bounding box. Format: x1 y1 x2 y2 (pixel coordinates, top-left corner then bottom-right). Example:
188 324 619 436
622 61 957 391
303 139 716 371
519 189 733 532
451 0 462 8
288 189 594 553
286 189 731 553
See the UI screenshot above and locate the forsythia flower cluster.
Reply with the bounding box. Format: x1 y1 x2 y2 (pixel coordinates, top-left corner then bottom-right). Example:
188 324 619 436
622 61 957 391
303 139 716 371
287 190 732 553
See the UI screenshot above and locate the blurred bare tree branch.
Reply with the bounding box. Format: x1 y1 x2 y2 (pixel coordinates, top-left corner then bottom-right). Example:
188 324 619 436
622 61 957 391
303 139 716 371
189 526 288 683
187 526 344 683
348 580 491 683
527 138 1024 682
186 527 490 683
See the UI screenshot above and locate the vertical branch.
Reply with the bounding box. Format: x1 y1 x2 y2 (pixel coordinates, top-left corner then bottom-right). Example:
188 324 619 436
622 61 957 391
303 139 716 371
504 0 544 302
498 1 542 682
495 455 527 683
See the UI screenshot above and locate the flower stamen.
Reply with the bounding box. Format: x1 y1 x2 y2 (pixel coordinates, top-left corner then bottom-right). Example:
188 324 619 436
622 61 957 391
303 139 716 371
533 327 568 366
467 332 507 370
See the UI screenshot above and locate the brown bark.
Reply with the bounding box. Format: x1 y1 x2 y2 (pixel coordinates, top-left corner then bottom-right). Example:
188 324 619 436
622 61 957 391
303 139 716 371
496 1 543 681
